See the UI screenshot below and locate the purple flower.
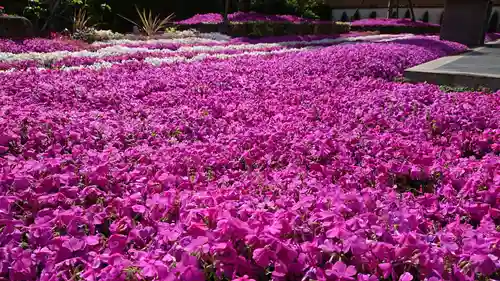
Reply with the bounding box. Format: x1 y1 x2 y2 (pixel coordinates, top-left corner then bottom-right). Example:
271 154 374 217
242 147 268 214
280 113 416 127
107 234 127 253
326 261 357 281
252 247 277 267
470 254 498 276
399 272 414 281
62 237 86 252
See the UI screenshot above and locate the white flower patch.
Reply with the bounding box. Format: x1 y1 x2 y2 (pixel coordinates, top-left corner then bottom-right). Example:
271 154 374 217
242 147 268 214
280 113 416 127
0 34 415 65
15 46 318 73
372 34 417 42
0 34 417 72
0 45 174 64
91 36 228 47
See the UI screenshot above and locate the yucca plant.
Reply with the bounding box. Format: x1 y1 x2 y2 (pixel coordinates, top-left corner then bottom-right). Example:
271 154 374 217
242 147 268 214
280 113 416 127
119 6 175 36
73 7 92 32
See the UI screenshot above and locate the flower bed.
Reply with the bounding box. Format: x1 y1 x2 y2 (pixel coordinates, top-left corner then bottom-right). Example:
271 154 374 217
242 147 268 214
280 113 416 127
0 33 410 71
174 12 351 37
174 22 351 37
177 12 308 24
0 38 87 53
0 34 499 281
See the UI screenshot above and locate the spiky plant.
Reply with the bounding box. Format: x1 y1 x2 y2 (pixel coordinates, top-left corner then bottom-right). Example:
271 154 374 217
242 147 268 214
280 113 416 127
119 6 174 37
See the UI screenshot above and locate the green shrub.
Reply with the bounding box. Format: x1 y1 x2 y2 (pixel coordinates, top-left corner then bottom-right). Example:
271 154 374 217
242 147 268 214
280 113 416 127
404 9 411 18
421 11 429 23
351 10 360 21
488 11 499 32
177 21 350 37
340 12 348 22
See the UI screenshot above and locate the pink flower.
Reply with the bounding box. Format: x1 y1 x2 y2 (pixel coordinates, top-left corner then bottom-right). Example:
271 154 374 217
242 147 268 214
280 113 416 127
399 272 413 281
326 261 357 281
233 275 256 281
62 237 86 252
252 247 277 267
107 234 127 253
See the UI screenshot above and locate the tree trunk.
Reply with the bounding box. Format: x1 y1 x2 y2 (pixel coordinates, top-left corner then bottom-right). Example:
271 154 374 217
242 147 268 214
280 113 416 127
355 0 365 18
387 0 393 18
220 0 230 34
41 0 62 31
408 0 416 21
222 0 229 22
239 0 251 12
396 0 400 18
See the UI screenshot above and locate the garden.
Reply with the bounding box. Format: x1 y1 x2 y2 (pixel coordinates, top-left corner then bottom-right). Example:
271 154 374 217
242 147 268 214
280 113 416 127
0 1 500 281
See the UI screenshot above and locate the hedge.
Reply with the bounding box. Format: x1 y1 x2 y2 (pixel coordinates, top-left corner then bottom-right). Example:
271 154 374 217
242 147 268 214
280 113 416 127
172 21 351 37
350 24 440 34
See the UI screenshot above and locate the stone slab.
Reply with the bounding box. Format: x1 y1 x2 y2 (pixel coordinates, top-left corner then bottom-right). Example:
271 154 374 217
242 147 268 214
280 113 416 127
440 0 491 47
404 41 500 90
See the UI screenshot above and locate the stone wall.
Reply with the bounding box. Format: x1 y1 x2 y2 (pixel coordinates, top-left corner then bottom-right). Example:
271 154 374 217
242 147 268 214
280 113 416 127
326 0 500 8
331 5 500 26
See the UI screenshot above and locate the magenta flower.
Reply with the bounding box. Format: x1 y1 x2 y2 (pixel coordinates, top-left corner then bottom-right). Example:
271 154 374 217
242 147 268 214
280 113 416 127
326 261 357 281
0 32 497 281
399 272 414 281
107 234 127 253
62 237 86 252
233 275 256 281
252 247 277 267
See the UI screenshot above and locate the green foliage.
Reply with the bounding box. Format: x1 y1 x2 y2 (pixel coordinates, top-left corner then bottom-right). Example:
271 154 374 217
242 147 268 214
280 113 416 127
73 7 92 31
71 27 96 42
118 6 174 36
22 0 110 31
340 11 348 22
488 11 499 32
23 0 47 19
165 26 177 33
421 11 429 23
351 10 360 21
248 0 324 19
404 9 411 19
439 85 492 93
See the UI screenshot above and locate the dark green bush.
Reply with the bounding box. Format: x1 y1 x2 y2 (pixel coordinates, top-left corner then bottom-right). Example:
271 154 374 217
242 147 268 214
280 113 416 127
340 12 348 22
404 9 411 19
488 11 499 32
351 10 361 21
421 11 430 23
350 25 440 34
177 21 351 37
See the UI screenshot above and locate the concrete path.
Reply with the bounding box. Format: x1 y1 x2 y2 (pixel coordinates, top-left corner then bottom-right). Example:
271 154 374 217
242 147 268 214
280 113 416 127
404 40 500 90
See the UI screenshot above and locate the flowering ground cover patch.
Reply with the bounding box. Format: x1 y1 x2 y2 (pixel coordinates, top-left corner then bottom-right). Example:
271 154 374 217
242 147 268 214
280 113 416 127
0 34 413 71
0 33 499 281
177 12 308 24
0 38 89 53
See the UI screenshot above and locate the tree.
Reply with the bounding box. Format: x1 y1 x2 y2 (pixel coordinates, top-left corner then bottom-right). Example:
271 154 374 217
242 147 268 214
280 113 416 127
220 0 229 33
23 0 110 32
408 0 416 21
238 0 250 11
387 0 415 21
